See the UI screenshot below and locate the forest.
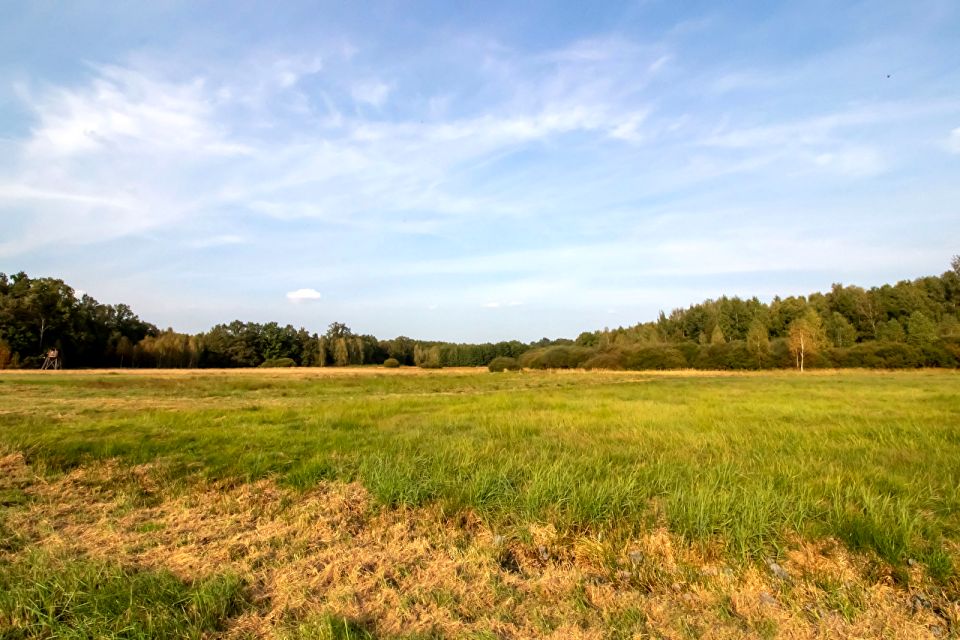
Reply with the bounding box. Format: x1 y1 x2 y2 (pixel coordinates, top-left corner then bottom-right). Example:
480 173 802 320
1 257 959 371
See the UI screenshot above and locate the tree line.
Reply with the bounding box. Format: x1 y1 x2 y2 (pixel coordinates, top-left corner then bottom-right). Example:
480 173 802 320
564 256 960 371
1 258 959 371
0 272 537 370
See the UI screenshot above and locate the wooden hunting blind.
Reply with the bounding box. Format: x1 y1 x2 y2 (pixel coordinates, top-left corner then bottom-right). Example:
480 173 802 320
41 349 61 370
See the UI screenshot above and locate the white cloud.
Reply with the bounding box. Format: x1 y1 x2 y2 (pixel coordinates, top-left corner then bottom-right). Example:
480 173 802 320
813 147 887 177
26 65 249 157
709 71 778 94
648 54 672 74
274 55 323 88
700 103 949 150
0 65 257 257
0 42 692 259
351 80 391 107
947 127 960 154
608 110 650 142
0 184 135 208
190 234 247 248
286 288 322 302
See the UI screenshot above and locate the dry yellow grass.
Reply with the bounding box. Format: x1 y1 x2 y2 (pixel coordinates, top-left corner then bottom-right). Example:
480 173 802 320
3 452 955 639
0 366 489 378
1 365 953 379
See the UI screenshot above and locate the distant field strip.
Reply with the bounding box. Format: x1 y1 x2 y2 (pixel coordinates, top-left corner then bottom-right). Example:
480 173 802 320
1 369 958 638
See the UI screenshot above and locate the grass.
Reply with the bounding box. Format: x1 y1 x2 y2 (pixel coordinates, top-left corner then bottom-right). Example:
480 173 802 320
279 615 378 640
2 369 957 566
0 552 247 638
0 368 958 637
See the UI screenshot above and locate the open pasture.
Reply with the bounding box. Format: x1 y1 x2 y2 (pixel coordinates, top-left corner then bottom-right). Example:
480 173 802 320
1 368 958 638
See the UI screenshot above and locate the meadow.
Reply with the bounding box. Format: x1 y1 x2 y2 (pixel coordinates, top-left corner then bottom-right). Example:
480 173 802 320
0 368 958 638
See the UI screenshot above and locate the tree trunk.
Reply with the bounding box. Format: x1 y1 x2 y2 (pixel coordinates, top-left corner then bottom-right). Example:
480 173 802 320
800 335 805 372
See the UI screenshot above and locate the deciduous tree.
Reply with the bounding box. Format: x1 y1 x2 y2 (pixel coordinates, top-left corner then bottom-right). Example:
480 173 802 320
825 312 857 348
787 310 824 372
906 311 937 346
746 318 770 368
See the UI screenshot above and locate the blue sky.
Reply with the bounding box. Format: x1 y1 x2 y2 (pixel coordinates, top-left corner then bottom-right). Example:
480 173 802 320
1 1 958 341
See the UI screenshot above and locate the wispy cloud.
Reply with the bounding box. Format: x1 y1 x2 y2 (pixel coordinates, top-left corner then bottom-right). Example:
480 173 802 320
351 80 391 107
947 127 960 154
26 64 249 157
190 234 248 249
813 147 887 177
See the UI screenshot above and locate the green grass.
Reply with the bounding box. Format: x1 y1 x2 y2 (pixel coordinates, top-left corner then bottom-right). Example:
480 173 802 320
280 614 379 640
0 552 247 638
1 369 958 575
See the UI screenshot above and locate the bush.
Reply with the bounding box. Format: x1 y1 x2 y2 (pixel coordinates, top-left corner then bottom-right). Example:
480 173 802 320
675 342 700 367
382 358 400 368
920 343 958 367
838 343 923 368
488 356 520 372
581 353 625 370
519 346 594 369
258 357 296 368
624 344 687 370
769 338 796 369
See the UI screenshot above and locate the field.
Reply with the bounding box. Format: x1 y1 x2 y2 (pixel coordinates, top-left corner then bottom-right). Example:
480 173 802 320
0 368 958 639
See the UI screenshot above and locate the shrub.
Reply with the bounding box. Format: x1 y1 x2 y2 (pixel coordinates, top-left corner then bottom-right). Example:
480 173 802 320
839 343 923 368
581 353 625 370
517 348 544 369
675 342 700 367
382 358 400 368
488 356 520 372
920 343 958 368
942 338 960 366
624 344 687 370
520 346 594 369
258 357 296 368
769 338 796 369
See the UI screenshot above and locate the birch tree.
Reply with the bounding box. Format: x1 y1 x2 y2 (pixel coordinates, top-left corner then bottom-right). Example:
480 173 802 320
788 310 824 372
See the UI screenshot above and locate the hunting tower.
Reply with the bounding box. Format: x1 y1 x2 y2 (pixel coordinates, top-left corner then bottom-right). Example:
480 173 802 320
41 349 61 370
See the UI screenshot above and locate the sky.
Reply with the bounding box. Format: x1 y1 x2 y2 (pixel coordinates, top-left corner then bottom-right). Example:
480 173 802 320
1 1 958 342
